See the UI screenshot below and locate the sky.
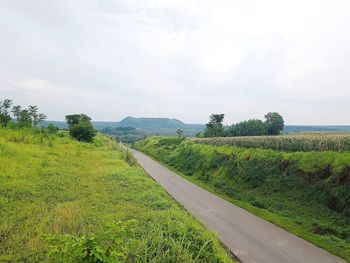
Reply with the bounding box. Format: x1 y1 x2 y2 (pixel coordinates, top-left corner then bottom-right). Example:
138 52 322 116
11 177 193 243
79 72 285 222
0 0 350 125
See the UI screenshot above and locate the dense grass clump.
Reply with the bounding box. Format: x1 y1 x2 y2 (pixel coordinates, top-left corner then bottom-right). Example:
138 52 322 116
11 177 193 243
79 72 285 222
192 133 350 152
135 136 350 261
0 128 233 262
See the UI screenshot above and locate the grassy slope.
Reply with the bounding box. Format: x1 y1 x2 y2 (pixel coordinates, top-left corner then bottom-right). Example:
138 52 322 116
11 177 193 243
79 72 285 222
0 129 233 263
134 136 350 262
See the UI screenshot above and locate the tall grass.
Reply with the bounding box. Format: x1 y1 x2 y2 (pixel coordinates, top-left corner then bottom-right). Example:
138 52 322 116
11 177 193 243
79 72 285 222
192 133 350 152
0 128 233 262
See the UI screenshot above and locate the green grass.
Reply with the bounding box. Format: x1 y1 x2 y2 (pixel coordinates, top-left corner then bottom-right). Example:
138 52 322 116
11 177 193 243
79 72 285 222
135 136 350 262
0 128 233 262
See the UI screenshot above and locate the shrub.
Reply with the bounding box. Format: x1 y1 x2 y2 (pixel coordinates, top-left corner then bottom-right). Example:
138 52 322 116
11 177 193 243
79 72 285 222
66 114 96 142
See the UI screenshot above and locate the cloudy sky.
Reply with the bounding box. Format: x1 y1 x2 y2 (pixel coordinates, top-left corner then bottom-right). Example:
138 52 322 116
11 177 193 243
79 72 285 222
1 0 349 124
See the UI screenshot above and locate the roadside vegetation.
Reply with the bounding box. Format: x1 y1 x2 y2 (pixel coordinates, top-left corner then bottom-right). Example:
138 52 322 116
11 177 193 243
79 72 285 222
135 136 350 261
0 99 233 262
0 128 233 262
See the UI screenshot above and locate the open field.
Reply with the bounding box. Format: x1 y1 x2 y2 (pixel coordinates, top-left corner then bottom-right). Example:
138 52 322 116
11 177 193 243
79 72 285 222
135 136 350 261
192 133 350 152
0 128 233 262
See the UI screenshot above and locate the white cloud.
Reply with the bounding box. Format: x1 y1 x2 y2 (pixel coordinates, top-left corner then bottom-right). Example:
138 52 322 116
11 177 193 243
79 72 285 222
0 0 349 124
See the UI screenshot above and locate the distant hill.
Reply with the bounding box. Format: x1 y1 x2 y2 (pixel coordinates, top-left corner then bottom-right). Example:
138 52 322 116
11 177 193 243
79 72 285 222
42 117 205 137
114 117 204 136
116 116 187 129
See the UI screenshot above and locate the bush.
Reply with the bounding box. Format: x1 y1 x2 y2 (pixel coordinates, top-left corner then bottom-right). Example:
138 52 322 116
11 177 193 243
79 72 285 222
66 114 96 142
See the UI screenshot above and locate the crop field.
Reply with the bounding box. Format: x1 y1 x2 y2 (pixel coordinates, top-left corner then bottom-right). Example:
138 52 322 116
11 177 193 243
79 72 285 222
0 128 232 262
192 133 350 152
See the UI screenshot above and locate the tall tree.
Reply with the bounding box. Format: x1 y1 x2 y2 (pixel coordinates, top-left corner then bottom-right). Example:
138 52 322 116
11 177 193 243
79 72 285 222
12 105 22 123
265 112 284 135
0 99 13 127
28 105 47 126
204 114 225 137
18 109 32 128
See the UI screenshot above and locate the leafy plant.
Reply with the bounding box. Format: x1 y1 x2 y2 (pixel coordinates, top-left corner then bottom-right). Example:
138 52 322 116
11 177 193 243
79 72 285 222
0 99 13 127
46 220 137 263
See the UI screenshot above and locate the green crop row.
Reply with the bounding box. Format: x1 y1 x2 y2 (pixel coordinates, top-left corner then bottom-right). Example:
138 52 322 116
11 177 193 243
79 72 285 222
192 133 350 152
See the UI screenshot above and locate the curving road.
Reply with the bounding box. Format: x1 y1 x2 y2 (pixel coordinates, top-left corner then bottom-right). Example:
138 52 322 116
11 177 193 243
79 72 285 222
132 149 346 263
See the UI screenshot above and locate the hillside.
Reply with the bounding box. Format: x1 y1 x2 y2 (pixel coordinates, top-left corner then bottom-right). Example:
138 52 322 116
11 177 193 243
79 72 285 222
0 129 233 262
114 117 204 136
117 116 187 128
135 137 350 261
43 117 206 137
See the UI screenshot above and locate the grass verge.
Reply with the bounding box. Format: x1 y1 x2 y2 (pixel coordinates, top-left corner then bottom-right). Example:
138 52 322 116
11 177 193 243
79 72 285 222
0 128 233 262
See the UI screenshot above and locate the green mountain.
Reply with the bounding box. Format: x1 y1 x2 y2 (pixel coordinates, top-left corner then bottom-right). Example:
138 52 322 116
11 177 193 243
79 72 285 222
115 117 204 136
116 116 186 128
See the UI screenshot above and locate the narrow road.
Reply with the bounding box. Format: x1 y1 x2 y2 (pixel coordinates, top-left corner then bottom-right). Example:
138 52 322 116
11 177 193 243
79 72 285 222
132 150 346 263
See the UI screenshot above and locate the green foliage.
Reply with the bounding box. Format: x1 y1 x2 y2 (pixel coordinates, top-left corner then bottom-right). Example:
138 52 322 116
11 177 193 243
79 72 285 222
46 123 59 134
46 220 137 262
176 129 184 137
202 112 284 138
11 102 47 128
101 126 147 144
203 114 225 137
28 105 47 126
229 119 267 136
66 114 96 142
0 99 13 127
193 133 350 152
265 112 284 135
135 137 350 261
0 128 232 262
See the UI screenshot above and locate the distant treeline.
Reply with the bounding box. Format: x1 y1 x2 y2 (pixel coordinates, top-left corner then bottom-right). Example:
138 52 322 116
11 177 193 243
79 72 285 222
0 99 47 128
197 112 284 138
102 126 147 144
1 98 97 143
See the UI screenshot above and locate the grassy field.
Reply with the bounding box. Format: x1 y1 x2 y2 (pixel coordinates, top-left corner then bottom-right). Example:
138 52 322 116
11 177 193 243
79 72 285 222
135 136 350 262
0 128 233 262
193 133 350 152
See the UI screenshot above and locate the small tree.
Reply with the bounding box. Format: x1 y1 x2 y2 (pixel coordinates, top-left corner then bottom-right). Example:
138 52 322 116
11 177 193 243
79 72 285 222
66 114 96 142
204 114 225 137
12 105 22 123
0 99 13 127
18 109 33 128
176 129 183 137
28 105 47 126
265 112 284 135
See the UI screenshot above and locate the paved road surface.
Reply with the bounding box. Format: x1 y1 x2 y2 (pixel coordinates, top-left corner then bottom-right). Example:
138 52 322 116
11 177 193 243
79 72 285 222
132 150 346 263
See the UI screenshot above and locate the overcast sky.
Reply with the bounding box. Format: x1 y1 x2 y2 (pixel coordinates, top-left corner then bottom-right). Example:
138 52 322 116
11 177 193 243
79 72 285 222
1 0 349 124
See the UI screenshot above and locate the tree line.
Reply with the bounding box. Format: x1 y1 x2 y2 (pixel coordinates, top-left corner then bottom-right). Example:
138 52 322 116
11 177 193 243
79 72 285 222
0 99 96 143
199 112 284 137
0 99 47 128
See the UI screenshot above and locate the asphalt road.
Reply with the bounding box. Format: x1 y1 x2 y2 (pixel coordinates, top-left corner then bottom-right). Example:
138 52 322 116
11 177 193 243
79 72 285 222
132 149 346 263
